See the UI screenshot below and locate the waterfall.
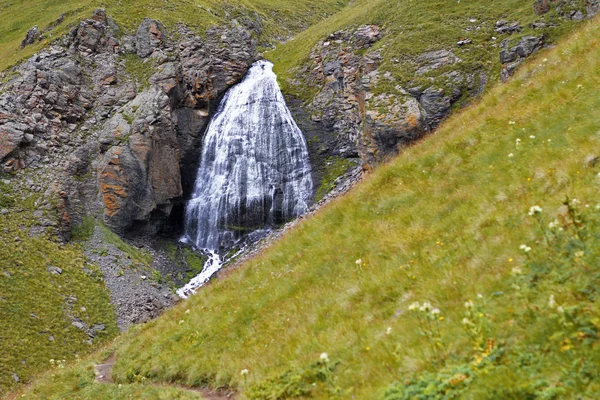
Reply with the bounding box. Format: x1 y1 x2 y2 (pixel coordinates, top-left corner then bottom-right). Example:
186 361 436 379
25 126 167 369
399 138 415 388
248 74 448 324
177 60 313 297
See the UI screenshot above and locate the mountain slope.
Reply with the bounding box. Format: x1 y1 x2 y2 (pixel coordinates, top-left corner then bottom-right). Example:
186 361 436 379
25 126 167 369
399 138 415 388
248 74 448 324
13 15 600 400
0 0 350 71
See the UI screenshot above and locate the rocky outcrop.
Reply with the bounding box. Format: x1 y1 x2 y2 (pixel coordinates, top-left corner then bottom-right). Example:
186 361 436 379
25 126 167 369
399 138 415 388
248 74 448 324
534 0 599 18
0 11 256 236
500 36 544 81
290 25 487 168
20 26 43 48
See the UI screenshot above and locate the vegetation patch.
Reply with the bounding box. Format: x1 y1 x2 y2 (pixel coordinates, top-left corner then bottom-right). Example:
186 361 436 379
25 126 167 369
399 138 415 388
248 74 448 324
0 209 118 396
315 157 354 202
122 53 155 91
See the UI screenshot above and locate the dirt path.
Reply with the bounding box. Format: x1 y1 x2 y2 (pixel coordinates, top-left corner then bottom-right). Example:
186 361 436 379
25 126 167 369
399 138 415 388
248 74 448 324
95 354 236 399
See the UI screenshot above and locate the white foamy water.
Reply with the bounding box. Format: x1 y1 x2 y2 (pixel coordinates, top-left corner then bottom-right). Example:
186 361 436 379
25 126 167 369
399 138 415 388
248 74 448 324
177 60 313 297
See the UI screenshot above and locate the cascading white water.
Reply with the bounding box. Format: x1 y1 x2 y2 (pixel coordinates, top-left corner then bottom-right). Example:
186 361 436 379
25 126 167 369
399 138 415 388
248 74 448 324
177 60 313 298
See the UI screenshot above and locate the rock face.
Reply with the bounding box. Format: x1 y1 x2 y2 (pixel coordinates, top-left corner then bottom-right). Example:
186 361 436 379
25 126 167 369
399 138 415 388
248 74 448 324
500 36 544 81
289 25 486 168
0 10 256 236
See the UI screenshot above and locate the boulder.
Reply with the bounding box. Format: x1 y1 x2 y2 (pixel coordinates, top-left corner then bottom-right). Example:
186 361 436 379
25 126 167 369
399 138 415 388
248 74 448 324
0 125 25 160
136 18 166 58
20 26 43 48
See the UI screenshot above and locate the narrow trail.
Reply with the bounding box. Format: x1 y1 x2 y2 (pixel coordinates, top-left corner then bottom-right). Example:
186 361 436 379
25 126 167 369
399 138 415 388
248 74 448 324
95 354 236 399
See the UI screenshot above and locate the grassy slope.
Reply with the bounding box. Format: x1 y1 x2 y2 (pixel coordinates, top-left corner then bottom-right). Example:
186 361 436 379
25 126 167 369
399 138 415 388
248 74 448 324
0 188 119 396
268 0 581 99
13 15 600 400
0 0 350 395
0 0 349 71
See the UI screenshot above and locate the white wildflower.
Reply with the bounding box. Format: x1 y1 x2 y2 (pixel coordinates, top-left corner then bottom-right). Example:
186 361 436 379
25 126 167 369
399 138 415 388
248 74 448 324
477 293 483 299
519 244 532 253
185 309 190 314
462 318 472 325
508 153 514 158
431 308 440 316
420 302 432 313
408 302 420 311
355 259 363 266
241 369 249 376
548 295 556 309
386 327 392 335
557 306 565 314
320 353 329 362
529 135 536 139
511 266 522 276
528 205 543 216
464 300 474 309
516 138 521 145
509 121 516 125
548 220 559 229
575 251 585 258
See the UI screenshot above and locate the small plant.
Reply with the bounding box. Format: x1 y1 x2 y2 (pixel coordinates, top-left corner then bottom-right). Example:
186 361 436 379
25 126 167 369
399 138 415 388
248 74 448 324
246 353 342 399
151 269 162 284
407 301 446 363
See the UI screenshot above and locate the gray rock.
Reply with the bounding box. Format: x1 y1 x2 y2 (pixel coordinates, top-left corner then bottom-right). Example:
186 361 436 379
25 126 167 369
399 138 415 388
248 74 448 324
352 25 382 48
416 50 460 75
12 374 19 383
500 36 543 80
495 20 522 34
71 320 86 330
588 0 600 17
21 26 43 48
136 18 166 58
419 87 452 126
47 265 63 275
515 36 543 58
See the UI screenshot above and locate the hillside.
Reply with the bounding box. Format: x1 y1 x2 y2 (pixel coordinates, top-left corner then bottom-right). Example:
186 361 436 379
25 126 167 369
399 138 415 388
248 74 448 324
0 0 349 71
0 0 351 396
10 13 600 400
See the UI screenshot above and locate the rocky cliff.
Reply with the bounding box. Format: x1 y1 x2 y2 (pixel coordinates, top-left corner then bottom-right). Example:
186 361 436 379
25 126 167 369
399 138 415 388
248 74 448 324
282 0 599 171
0 10 257 237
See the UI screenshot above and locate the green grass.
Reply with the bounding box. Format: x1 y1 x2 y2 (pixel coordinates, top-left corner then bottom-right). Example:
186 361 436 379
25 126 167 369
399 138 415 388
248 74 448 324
0 0 350 71
14 15 600 400
267 0 584 99
96 222 153 266
315 157 354 202
0 203 118 397
122 53 155 91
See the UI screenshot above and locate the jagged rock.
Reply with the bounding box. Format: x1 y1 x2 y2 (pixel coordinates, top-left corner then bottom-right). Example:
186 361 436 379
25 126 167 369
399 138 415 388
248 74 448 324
419 87 453 125
495 20 523 34
47 265 63 275
70 10 116 53
588 0 600 16
352 25 382 48
0 9 256 236
136 18 166 58
416 50 461 75
500 36 544 81
0 125 25 160
21 26 43 48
